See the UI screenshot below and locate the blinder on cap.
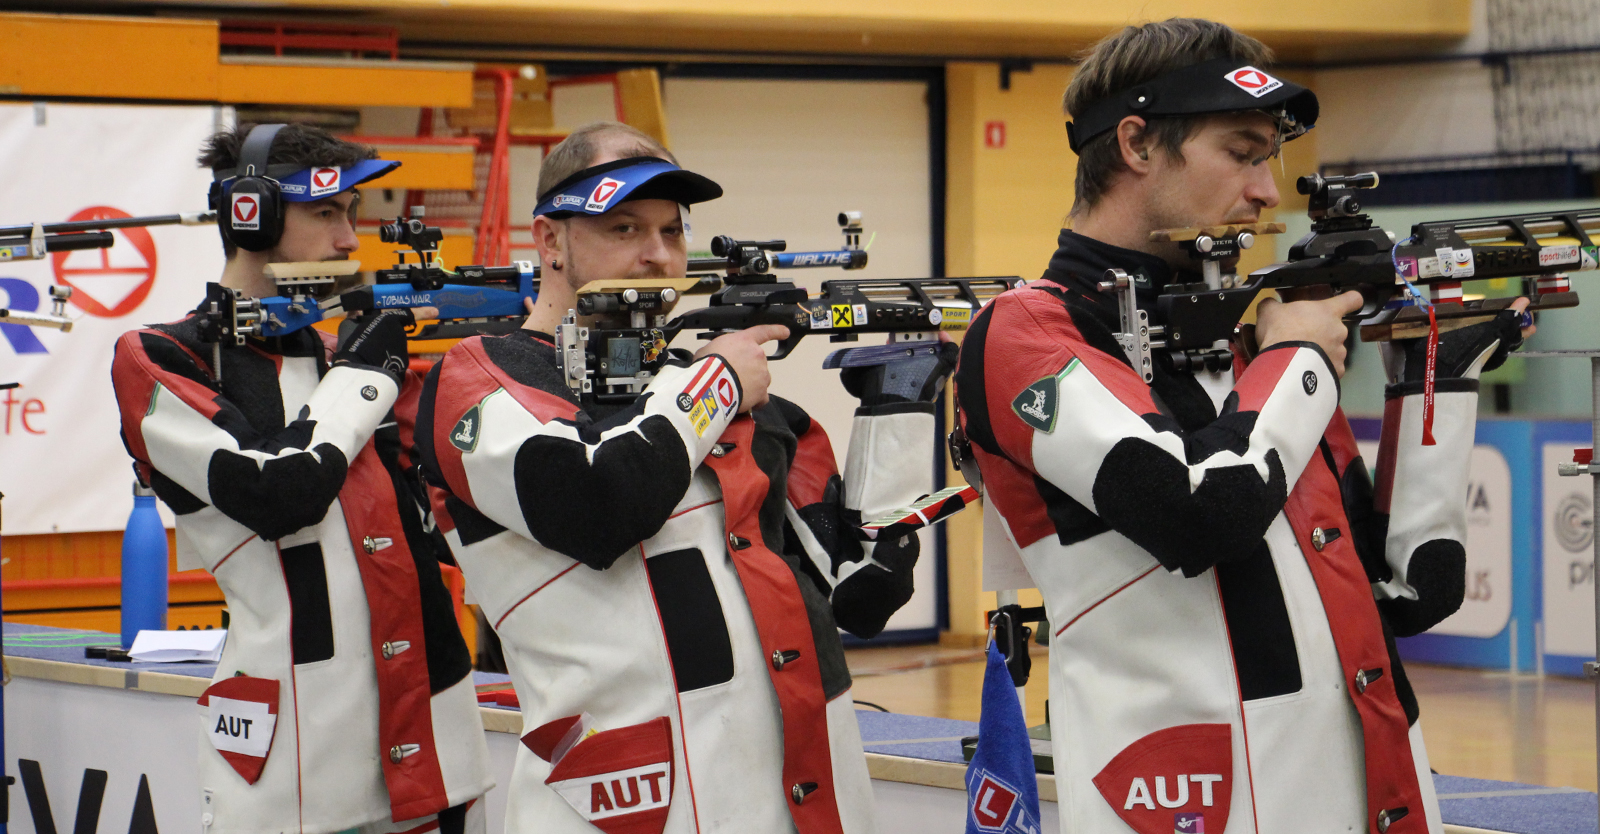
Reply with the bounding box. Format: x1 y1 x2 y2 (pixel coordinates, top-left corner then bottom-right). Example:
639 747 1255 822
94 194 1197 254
1064 58 1318 154
533 157 723 219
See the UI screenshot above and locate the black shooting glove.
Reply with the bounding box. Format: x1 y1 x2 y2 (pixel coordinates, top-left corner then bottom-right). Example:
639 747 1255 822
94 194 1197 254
334 309 414 384
840 341 961 407
1380 306 1525 388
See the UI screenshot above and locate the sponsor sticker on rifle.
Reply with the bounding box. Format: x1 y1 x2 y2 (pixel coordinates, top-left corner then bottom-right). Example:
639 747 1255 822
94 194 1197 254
1540 244 1580 267
1417 256 1444 280
809 303 832 330
1583 246 1599 270
831 304 854 328
1394 257 1418 280
1451 248 1476 278
853 303 868 324
940 306 972 331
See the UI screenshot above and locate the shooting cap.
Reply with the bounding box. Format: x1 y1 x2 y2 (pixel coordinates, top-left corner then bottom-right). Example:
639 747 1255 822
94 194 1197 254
533 156 722 219
1065 57 1318 154
211 158 400 203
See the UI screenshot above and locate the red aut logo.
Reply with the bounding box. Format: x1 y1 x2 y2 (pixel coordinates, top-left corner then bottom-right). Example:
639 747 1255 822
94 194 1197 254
50 206 158 318
232 196 258 223
1093 724 1233 834
592 181 620 203
716 376 736 409
971 774 1019 830
312 168 338 188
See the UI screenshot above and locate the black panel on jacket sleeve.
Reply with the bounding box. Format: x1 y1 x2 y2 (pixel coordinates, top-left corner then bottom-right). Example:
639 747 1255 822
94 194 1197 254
280 543 335 664
1036 475 1109 546
645 548 736 691
831 533 919 639
148 467 207 514
445 495 509 546
1092 441 1286 577
414 360 445 487
1377 539 1467 638
207 443 349 541
1216 541 1303 700
513 413 690 569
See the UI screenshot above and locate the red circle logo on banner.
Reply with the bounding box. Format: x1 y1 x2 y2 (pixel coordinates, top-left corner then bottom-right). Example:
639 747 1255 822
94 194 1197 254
51 206 158 318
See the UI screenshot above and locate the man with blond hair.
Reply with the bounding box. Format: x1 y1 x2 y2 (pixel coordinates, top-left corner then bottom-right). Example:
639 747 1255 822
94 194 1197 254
415 121 953 833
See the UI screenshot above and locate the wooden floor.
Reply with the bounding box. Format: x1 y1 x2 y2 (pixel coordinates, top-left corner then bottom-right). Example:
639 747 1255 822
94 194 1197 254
844 644 1599 791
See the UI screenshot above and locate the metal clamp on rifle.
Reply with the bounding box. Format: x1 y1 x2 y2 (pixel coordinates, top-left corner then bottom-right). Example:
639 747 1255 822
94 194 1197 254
558 279 697 402
0 284 74 332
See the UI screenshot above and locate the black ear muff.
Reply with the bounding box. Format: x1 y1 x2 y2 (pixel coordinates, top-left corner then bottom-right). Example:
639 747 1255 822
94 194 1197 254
218 124 286 252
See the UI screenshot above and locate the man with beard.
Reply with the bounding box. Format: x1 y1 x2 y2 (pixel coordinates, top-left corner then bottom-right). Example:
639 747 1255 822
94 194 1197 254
414 121 951 833
112 123 491 834
953 19 1532 834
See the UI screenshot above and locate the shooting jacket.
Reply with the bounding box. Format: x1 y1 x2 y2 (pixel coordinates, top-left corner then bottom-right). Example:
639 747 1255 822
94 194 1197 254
111 312 492 834
954 231 1477 834
415 330 934 834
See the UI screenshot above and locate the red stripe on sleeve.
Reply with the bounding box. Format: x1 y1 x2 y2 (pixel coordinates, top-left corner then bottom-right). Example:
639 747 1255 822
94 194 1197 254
1232 344 1299 414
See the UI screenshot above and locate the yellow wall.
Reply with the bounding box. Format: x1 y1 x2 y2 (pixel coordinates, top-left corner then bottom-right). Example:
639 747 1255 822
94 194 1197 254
942 63 1320 640
188 0 1470 60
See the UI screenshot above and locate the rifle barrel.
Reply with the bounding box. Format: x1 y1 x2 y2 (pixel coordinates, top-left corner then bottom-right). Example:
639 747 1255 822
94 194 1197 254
0 211 215 238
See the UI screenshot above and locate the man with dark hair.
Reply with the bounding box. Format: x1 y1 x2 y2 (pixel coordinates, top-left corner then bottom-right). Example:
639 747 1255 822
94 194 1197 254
414 123 952 833
955 19 1532 834
112 123 491 834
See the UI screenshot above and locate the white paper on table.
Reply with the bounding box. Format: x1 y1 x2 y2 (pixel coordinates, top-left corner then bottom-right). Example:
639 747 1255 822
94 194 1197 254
129 629 227 663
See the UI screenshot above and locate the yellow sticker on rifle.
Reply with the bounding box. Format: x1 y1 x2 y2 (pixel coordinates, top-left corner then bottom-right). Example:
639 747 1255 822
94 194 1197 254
939 307 972 331
831 304 853 328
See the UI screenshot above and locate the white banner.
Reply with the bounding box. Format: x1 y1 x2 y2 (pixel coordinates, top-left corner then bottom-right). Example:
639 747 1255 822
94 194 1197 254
1541 441 1595 657
0 103 224 534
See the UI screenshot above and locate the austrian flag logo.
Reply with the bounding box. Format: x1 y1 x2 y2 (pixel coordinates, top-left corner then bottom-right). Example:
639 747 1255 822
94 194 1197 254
309 166 341 197
586 177 625 212
1225 66 1283 98
231 194 260 230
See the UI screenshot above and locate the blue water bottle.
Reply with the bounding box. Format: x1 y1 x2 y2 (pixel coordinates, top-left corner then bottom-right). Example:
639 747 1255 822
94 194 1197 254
121 479 169 648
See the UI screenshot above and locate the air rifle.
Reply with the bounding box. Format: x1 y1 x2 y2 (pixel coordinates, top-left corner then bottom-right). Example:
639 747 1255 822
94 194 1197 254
0 210 216 333
558 226 1022 402
1104 172 1591 381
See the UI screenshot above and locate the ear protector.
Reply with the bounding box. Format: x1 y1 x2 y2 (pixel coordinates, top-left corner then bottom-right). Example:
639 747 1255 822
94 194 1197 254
210 123 287 252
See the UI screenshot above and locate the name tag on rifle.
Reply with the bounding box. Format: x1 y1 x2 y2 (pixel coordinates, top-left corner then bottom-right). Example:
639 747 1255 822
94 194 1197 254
858 484 980 541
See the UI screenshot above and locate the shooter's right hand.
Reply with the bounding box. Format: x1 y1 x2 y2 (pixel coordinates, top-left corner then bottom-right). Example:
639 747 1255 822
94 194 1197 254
1255 290 1364 378
334 309 414 383
695 324 790 413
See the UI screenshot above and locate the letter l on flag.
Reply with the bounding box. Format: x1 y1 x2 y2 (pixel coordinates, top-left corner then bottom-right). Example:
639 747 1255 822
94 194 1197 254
965 642 1041 834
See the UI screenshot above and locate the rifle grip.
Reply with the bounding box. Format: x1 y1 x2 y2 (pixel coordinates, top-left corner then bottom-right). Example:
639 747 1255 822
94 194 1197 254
767 330 804 361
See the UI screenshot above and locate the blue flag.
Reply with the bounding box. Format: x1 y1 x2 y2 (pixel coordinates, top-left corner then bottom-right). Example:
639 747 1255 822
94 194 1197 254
965 642 1041 834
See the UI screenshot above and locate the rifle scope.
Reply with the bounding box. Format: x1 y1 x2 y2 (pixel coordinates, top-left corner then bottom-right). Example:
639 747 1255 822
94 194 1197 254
1296 172 1380 196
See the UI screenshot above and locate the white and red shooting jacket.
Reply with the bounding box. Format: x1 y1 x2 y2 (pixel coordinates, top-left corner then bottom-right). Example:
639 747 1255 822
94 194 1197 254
112 312 492 834
415 330 934 834
955 232 1480 834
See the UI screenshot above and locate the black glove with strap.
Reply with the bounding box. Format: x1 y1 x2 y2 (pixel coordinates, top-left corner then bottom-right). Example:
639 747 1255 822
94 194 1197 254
334 309 414 384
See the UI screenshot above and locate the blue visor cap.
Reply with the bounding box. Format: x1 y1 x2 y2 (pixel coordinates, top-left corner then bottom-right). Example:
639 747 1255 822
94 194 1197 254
273 158 400 201
534 157 723 219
